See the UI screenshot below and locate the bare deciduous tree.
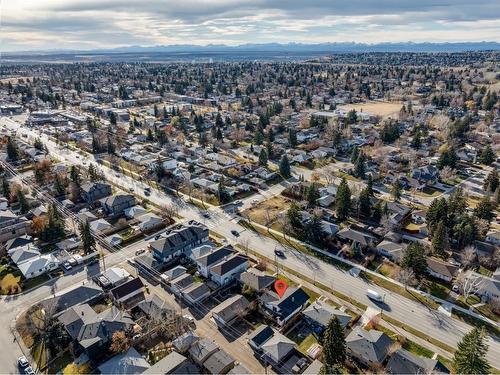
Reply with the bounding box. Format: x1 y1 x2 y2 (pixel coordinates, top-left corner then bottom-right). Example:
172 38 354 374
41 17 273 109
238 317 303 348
456 272 484 302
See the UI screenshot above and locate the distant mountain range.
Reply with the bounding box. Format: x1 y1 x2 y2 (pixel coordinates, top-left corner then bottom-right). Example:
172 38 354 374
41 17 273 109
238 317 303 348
6 41 500 55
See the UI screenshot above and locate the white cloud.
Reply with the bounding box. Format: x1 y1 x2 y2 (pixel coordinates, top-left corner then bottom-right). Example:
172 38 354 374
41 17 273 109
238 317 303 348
1 0 499 51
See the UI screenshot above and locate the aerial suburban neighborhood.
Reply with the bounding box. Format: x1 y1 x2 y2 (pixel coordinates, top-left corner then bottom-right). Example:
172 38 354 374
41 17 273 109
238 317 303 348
1 4 500 374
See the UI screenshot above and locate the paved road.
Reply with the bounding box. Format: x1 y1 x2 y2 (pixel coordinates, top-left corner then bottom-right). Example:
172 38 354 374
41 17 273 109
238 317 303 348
1 115 499 369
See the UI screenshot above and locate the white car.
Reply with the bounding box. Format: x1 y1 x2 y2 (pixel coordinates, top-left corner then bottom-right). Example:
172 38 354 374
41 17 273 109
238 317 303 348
18 356 29 368
25 366 35 375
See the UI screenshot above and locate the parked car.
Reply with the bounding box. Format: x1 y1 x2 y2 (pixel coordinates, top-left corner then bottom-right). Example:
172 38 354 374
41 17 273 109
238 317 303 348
18 356 29 368
231 230 240 237
202 212 210 218
144 190 151 196
25 366 35 375
62 262 72 271
135 248 146 256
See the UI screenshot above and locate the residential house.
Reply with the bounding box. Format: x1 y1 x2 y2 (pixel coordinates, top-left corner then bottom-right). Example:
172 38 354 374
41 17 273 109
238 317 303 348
239 268 275 292
426 258 459 283
162 265 187 282
110 277 145 308
337 227 378 251
189 338 220 366
386 348 449 374
100 194 136 216
124 205 147 219
302 300 351 334
209 254 249 286
150 222 209 263
0 210 31 242
58 304 135 359
211 294 251 326
18 253 59 279
485 230 500 246
376 240 407 263
81 182 112 203
346 327 394 367
192 245 235 278
462 271 500 303
143 351 199 374
203 349 235 374
97 347 151 374
411 165 439 186
248 325 296 369
137 213 163 232
260 287 310 326
182 282 212 305
97 267 130 288
90 218 112 233
134 294 176 321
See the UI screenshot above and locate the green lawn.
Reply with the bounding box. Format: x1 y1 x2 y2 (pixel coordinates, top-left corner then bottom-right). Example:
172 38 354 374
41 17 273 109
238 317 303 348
298 334 318 354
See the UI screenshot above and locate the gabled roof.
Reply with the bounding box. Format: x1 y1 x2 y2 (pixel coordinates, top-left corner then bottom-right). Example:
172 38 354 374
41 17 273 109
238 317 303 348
110 277 144 300
4 235 32 251
10 246 41 265
98 347 150 374
346 328 393 364
303 300 351 328
59 304 134 346
386 348 449 374
188 338 219 364
211 294 250 323
239 268 275 291
203 349 235 374
426 258 459 279
210 254 248 276
337 227 376 246
261 287 310 319
143 351 190 374
195 246 234 267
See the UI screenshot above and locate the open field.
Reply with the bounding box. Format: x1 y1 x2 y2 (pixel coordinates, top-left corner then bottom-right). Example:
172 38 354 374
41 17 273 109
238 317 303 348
241 195 291 227
338 100 402 118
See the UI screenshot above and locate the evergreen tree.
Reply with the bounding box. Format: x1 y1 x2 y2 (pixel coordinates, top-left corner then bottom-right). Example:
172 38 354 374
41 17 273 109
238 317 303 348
6 136 19 161
17 189 29 214
286 203 303 232
391 179 402 201
453 328 490 375
437 147 457 170
401 242 427 280
306 184 320 207
367 174 374 196
474 196 495 222
258 149 268 166
289 129 297 147
483 169 499 193
42 203 65 241
353 152 365 178
358 188 371 218
322 316 346 372
279 155 291 178
431 221 449 258
70 166 81 187
426 198 448 234
304 215 325 243
479 145 495 165
217 176 230 204
335 178 351 221
79 220 96 255
350 146 360 164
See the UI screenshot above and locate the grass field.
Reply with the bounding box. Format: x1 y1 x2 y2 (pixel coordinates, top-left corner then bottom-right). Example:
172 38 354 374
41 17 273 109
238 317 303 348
241 195 291 227
338 101 402 118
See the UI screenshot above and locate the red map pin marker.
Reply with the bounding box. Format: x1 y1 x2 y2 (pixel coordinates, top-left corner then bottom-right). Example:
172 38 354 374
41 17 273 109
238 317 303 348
274 279 288 298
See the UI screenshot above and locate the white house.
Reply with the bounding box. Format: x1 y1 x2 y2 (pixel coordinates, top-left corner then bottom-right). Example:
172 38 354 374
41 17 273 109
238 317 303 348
18 254 59 279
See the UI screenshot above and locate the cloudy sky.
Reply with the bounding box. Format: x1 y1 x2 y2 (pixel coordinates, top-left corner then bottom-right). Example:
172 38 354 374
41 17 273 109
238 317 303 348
2 0 500 51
